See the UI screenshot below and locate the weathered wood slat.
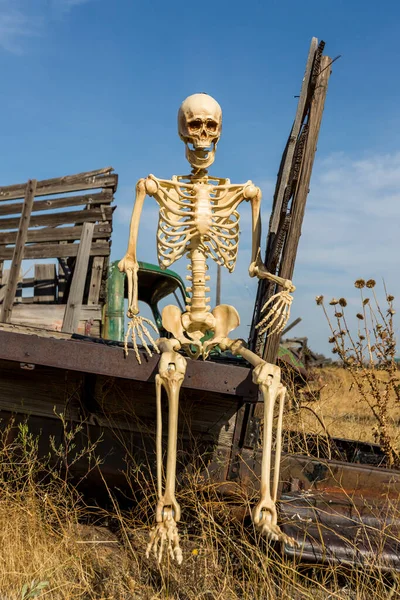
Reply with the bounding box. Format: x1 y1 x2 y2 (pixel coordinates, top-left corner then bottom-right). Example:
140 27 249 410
0 241 110 260
0 206 113 231
0 190 113 217
0 168 117 202
0 270 22 302
263 54 331 365
62 223 95 333
1 180 37 323
18 277 35 288
10 304 101 334
34 264 56 303
88 257 104 305
269 38 318 236
249 39 319 354
0 223 112 245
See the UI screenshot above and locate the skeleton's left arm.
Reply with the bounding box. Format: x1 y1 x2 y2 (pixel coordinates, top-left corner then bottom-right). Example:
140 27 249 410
246 185 295 293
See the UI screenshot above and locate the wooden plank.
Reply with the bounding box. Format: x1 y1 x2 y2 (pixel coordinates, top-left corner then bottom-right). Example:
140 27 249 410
0 241 110 260
249 39 319 353
0 189 113 217
0 326 257 398
0 180 37 323
269 37 318 236
10 303 101 332
0 168 117 202
88 257 104 305
0 223 112 245
263 54 331 365
62 223 95 333
0 206 113 230
34 264 56 303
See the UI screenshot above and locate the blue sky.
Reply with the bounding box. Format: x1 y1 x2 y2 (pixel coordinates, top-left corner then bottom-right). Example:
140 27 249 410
0 0 399 355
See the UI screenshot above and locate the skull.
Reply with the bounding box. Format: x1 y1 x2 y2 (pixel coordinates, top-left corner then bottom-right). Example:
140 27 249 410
178 93 222 170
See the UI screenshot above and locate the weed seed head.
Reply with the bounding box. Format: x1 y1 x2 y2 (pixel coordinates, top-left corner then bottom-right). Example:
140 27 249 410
355 279 366 289
315 295 324 305
339 298 347 307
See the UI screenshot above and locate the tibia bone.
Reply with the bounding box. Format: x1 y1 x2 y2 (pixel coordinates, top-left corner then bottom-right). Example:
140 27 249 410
148 341 187 564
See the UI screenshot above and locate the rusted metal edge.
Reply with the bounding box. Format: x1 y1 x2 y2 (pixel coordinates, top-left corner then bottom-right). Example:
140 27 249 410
0 327 257 398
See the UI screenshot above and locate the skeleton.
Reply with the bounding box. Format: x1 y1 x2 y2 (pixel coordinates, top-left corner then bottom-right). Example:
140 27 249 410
118 93 296 564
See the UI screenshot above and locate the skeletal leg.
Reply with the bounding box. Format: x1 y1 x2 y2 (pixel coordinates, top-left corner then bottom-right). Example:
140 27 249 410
272 385 286 503
222 337 295 545
146 338 186 565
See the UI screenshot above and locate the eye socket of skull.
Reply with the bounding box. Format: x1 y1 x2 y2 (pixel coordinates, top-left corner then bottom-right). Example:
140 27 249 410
188 119 203 133
206 120 218 133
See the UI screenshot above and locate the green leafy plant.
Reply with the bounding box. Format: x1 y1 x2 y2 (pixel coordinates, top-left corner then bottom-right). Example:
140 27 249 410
21 580 49 599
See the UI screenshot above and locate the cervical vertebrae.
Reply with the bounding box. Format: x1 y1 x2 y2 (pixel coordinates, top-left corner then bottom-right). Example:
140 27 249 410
119 93 296 565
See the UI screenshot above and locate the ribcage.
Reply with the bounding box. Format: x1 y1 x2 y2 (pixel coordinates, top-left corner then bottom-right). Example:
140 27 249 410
157 206 197 268
201 210 239 272
157 208 240 272
154 178 242 271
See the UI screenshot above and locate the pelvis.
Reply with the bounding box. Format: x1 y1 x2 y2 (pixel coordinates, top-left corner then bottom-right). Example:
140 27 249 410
161 304 240 359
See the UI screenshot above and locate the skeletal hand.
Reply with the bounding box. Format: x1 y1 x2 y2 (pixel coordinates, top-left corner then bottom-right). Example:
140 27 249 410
253 501 297 546
146 507 183 565
256 287 293 336
124 315 160 364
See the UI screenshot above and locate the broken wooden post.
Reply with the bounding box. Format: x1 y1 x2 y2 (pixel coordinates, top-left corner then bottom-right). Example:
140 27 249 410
0 179 37 323
62 222 94 333
249 40 332 365
262 54 332 364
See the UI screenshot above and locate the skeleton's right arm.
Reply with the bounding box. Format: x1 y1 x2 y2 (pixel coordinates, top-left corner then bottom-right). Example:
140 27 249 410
118 178 148 317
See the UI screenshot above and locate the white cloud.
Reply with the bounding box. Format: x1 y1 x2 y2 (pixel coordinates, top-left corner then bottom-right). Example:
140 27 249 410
0 3 41 54
0 0 94 53
50 0 96 16
288 151 400 356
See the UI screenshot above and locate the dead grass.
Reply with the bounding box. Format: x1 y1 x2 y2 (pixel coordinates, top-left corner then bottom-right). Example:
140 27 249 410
285 366 400 445
0 417 399 600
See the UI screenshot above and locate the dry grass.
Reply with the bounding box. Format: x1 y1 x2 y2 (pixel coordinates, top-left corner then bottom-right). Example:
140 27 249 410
285 366 400 445
0 416 399 600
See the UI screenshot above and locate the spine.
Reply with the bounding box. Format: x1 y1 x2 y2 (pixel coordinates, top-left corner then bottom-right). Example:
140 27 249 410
185 246 210 314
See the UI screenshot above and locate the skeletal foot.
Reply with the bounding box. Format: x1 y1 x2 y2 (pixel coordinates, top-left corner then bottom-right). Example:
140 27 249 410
146 508 183 564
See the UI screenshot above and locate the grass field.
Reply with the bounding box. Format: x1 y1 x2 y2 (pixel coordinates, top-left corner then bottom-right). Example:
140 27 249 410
285 366 400 448
1 364 400 600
